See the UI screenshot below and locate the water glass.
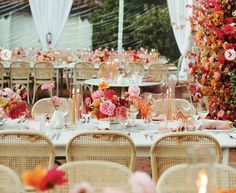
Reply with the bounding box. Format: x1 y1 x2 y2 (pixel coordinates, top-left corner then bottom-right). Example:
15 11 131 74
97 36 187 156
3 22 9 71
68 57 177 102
116 107 129 130
197 97 209 119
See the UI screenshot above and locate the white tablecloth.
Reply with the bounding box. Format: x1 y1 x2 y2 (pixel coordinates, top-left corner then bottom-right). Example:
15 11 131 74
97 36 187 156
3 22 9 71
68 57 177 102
1 118 235 163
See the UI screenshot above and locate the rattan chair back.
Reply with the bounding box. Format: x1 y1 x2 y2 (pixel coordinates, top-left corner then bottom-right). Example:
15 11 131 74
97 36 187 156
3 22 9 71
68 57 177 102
156 163 236 193
148 63 169 81
0 63 5 89
34 62 54 82
152 98 196 116
57 160 132 193
74 62 94 81
10 61 30 80
31 97 72 124
0 130 55 181
151 132 222 183
126 62 145 76
0 164 25 193
66 131 136 171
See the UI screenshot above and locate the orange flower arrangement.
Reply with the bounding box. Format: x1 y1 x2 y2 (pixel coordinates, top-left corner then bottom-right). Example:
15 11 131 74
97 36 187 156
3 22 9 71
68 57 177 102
23 166 67 191
139 101 152 119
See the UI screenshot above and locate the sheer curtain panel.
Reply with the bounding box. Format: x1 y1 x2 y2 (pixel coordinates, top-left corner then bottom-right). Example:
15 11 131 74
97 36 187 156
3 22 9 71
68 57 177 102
29 0 73 49
167 0 193 80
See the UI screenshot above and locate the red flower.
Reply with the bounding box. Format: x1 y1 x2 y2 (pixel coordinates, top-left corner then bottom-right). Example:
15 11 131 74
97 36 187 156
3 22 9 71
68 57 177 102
225 43 234 50
104 89 115 100
223 25 234 35
217 55 226 64
215 28 224 39
212 3 222 12
39 168 67 191
225 17 235 25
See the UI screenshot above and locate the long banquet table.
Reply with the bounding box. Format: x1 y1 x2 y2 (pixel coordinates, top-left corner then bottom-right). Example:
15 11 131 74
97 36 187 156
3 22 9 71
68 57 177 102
1 118 235 164
2 61 178 96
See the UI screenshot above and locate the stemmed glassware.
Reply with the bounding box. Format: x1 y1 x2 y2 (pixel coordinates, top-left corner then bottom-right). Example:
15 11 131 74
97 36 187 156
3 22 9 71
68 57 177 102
116 107 129 131
191 97 209 130
128 105 139 128
196 96 209 119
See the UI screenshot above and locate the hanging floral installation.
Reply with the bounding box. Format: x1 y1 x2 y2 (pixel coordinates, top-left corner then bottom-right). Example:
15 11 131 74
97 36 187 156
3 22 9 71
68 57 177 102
188 0 236 124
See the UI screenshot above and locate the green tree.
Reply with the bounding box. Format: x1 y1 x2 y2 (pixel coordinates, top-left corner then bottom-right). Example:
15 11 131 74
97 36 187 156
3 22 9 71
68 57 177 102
88 0 180 62
132 4 180 61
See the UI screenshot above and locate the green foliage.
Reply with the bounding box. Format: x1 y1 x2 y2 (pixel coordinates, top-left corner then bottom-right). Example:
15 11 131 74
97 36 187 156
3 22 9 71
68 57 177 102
132 4 180 61
87 0 180 62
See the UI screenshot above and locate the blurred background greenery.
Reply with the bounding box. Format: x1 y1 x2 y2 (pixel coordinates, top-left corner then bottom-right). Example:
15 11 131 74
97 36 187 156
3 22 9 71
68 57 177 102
88 0 180 63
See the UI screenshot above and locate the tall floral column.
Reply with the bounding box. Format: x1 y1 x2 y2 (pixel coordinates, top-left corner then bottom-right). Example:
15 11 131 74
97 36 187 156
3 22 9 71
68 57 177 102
188 0 236 124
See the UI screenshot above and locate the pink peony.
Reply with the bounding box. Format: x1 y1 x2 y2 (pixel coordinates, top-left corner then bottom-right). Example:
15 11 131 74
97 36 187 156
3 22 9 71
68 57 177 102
41 83 55 90
129 171 156 193
92 90 104 100
217 110 225 118
128 85 140 97
213 71 221 79
70 182 94 193
3 88 15 98
99 100 116 116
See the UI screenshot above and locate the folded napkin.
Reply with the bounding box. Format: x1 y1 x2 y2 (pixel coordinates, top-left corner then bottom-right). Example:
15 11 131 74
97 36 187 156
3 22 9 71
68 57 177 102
199 119 233 130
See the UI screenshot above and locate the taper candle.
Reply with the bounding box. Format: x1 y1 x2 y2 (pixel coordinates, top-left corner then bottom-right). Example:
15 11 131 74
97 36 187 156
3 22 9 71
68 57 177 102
169 88 172 120
76 88 81 120
72 88 76 124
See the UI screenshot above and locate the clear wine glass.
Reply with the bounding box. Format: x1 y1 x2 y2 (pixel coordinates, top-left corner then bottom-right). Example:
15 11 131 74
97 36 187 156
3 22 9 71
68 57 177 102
197 97 209 119
128 106 139 128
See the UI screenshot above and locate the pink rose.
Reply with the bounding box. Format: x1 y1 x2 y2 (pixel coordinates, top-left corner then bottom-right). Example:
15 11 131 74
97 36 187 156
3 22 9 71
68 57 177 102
3 88 15 98
213 71 221 79
128 85 140 97
129 171 156 193
70 182 93 193
217 110 225 118
100 100 116 116
92 90 104 100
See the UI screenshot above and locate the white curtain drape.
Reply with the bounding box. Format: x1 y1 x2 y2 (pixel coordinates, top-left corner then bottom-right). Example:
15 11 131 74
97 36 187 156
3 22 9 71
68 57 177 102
167 0 193 80
29 0 73 49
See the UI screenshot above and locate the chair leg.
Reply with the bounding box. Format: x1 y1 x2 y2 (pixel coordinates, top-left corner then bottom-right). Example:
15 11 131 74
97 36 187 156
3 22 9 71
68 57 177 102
32 84 38 104
26 83 30 104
